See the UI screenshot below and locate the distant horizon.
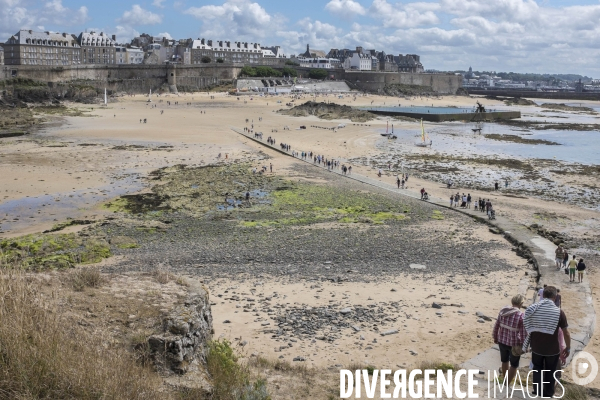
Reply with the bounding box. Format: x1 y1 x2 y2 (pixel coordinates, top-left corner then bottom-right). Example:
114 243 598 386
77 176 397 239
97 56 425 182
2 0 600 77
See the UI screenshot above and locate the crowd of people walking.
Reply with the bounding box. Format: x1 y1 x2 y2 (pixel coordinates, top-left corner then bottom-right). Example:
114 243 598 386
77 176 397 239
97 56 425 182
555 244 586 283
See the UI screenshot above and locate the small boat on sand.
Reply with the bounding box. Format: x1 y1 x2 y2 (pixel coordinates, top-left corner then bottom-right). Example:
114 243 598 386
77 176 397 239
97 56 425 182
415 119 432 147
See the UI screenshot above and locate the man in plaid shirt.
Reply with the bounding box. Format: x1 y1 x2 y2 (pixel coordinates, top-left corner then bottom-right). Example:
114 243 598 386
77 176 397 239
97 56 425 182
493 294 527 384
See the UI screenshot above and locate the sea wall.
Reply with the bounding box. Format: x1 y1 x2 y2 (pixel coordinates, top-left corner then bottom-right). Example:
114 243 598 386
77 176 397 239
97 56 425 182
343 71 462 95
1 64 242 93
1 63 461 95
468 89 600 101
367 109 521 122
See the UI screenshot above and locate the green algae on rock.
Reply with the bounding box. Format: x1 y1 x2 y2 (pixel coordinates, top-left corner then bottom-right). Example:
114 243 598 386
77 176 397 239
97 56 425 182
0 233 111 270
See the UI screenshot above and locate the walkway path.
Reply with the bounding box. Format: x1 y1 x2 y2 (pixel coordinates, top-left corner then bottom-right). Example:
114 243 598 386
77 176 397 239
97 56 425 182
232 127 595 395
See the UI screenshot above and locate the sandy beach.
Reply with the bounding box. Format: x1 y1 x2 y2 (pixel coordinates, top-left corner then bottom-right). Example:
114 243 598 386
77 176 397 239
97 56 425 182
1 90 599 397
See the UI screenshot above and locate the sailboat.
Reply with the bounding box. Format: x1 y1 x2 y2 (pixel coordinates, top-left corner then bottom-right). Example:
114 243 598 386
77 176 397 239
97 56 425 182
389 123 397 139
381 121 391 137
415 119 432 147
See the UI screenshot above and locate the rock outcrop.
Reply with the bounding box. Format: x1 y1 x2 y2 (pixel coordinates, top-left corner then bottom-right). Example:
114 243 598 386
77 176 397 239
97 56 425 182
148 282 213 374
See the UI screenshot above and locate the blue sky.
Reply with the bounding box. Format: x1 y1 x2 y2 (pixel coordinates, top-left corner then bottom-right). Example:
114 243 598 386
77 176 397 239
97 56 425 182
2 0 600 77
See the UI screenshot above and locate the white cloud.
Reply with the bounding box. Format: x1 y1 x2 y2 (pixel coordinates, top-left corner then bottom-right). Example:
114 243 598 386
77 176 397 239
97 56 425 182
113 25 140 42
369 0 439 28
185 0 275 39
118 5 162 26
41 0 88 26
152 0 166 8
325 0 366 19
0 0 88 40
157 31 173 39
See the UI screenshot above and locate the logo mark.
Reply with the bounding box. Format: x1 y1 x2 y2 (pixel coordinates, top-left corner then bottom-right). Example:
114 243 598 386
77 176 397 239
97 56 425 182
571 351 598 385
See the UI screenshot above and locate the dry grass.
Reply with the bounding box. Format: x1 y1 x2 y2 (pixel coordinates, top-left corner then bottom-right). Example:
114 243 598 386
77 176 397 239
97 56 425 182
152 266 176 284
561 382 589 400
248 356 312 379
414 360 458 373
0 269 167 399
70 267 105 291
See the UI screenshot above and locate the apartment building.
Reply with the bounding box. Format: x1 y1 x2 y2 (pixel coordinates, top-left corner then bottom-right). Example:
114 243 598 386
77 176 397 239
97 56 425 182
127 47 144 64
3 29 80 66
78 32 116 65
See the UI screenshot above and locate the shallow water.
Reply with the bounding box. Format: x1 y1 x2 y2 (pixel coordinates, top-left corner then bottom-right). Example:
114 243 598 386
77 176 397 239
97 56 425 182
0 173 145 234
384 122 600 165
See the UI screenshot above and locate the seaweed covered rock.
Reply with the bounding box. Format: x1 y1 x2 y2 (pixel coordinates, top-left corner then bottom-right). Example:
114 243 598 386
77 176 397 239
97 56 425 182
278 101 374 122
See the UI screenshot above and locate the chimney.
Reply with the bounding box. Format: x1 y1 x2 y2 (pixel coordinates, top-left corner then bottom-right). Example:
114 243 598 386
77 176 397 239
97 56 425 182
62 33 67 37
112 34 116 41
29 30 33 34
356 46 363 54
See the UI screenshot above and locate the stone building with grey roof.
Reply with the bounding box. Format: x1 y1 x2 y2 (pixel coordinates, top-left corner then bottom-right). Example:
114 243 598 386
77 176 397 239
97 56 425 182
3 29 81 66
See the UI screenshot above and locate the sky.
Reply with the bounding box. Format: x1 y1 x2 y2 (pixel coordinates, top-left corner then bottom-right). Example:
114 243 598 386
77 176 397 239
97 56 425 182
2 0 600 77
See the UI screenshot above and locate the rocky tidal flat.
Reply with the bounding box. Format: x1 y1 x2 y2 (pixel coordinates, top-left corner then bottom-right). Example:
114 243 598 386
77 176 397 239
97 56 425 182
91 163 519 280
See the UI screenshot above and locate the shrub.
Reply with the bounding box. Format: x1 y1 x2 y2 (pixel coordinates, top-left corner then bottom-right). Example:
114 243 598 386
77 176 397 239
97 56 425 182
240 66 257 77
254 66 282 77
216 58 224 63
71 267 105 291
201 56 211 63
308 69 328 80
207 339 270 400
281 67 297 77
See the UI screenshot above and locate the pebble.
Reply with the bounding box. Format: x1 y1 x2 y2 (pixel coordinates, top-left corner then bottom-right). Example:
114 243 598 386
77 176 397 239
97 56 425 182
380 329 399 336
432 302 442 309
475 311 492 321
293 356 306 362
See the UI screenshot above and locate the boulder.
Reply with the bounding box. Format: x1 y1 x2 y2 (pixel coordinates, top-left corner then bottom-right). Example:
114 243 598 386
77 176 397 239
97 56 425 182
148 282 213 374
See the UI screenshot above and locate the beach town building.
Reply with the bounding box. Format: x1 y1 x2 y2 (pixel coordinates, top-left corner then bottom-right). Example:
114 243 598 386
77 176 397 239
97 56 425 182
395 54 424 73
3 29 81 66
115 46 127 64
212 40 263 64
377 52 398 72
144 37 177 64
344 50 372 71
188 39 272 65
262 45 286 59
77 32 116 64
0 45 3 65
328 47 421 72
190 39 213 64
173 41 191 64
295 56 341 69
126 47 144 64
